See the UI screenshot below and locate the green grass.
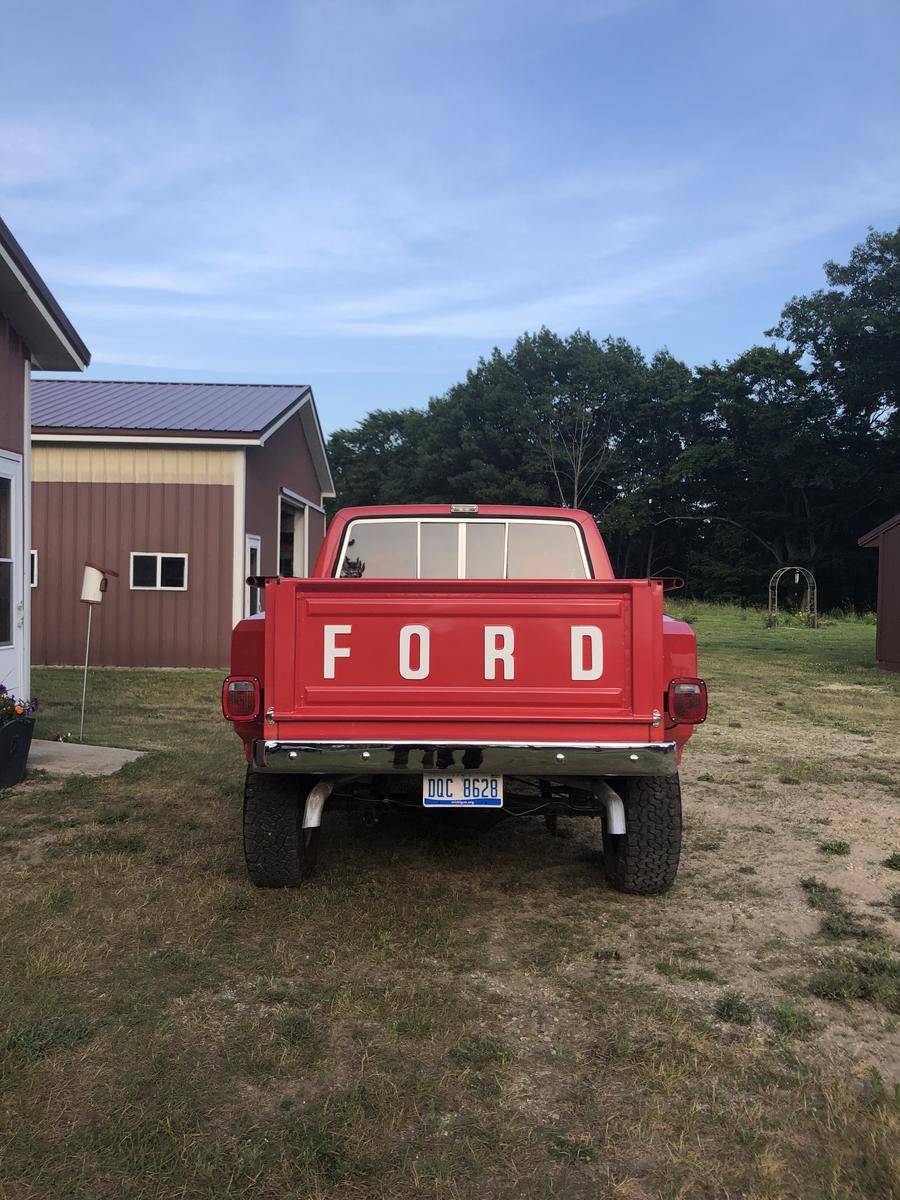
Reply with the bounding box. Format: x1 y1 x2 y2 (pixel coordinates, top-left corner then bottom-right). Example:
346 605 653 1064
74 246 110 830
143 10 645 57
771 1003 816 1038
70 831 146 855
818 839 851 856
800 877 878 942
1 1016 92 1060
715 991 754 1025
95 805 131 825
809 952 900 1012
868 1068 900 1110
0 610 897 1199
656 954 722 984
594 947 623 962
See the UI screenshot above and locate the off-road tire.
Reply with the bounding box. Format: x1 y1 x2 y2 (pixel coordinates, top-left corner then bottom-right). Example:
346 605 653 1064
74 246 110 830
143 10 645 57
243 769 316 887
601 774 682 895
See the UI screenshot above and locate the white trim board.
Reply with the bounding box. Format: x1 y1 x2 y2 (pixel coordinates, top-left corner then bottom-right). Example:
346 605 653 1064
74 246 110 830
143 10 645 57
244 533 262 617
0 243 88 371
297 394 336 498
232 450 246 627
22 363 32 699
34 433 260 447
258 392 312 443
280 486 325 514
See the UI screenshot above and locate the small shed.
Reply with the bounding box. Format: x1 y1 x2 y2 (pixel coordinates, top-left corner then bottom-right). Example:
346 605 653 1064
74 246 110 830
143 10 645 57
859 512 900 674
30 380 335 668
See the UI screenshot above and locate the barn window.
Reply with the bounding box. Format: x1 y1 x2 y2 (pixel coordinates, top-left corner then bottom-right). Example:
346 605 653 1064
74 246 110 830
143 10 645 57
130 552 188 591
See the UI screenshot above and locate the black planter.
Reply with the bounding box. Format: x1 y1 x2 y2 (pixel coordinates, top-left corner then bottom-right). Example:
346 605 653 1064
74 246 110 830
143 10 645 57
0 717 35 789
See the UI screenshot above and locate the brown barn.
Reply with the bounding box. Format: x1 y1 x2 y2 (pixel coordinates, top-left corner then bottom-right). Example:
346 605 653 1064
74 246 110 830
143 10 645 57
30 380 334 668
859 513 900 674
0 216 90 699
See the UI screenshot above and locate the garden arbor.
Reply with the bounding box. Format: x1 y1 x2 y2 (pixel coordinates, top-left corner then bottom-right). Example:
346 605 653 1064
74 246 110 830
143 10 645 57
768 567 818 628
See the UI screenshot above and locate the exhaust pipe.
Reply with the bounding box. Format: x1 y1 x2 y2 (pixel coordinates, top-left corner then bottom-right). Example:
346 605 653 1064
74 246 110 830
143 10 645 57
302 779 334 829
593 780 626 835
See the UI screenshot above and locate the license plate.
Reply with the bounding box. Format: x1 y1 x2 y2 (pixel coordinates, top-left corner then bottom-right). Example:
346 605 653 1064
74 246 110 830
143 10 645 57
422 773 503 807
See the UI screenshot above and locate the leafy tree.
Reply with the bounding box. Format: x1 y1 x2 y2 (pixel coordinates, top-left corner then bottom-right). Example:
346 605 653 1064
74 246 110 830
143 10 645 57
506 330 647 509
767 226 900 537
326 408 428 514
412 344 550 505
599 349 694 577
768 227 900 429
656 347 832 593
327 228 900 609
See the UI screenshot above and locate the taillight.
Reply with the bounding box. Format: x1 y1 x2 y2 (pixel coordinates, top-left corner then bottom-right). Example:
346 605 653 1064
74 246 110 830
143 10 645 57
222 676 260 721
667 677 708 724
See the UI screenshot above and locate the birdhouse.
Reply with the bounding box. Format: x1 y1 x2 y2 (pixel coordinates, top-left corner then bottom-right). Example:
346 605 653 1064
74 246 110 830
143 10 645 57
80 562 118 604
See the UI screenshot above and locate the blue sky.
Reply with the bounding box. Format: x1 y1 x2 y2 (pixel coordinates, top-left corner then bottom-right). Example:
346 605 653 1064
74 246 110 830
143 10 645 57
3 0 898 433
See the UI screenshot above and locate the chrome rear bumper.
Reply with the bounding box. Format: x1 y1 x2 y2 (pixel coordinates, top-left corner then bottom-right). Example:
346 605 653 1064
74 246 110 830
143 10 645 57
251 739 677 776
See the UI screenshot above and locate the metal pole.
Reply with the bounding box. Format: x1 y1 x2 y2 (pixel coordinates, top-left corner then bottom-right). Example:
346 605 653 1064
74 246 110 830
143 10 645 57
80 604 93 742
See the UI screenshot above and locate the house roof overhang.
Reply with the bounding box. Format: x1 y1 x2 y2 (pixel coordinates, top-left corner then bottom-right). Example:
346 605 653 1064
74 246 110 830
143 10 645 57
291 391 336 498
0 216 90 371
858 512 900 547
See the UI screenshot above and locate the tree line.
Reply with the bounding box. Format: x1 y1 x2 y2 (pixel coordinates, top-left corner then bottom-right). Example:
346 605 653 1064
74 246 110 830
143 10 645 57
327 228 900 609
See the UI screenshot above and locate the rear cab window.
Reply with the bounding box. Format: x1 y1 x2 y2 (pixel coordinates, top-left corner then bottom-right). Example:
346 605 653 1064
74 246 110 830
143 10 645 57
337 518 590 579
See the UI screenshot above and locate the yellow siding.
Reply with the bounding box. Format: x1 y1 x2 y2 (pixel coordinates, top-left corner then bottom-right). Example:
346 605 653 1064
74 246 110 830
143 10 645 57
33 445 241 485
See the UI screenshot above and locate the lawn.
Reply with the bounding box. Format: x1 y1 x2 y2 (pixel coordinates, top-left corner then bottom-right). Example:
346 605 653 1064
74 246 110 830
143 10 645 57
1 605 899 1199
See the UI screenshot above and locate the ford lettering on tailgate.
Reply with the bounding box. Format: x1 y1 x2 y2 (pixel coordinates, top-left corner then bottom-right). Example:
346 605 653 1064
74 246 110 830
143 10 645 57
323 622 604 680
268 579 651 727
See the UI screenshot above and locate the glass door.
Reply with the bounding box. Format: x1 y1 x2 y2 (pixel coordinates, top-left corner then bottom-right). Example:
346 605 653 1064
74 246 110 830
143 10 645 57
0 455 23 695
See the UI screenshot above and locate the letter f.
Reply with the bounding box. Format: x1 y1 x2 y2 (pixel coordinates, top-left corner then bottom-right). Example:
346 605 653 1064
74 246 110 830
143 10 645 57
324 624 352 678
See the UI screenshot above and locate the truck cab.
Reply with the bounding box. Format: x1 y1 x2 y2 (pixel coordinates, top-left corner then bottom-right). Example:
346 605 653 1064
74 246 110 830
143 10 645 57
224 505 706 894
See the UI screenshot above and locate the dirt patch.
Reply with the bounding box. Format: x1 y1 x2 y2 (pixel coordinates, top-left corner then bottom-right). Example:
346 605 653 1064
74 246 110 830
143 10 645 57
816 682 890 693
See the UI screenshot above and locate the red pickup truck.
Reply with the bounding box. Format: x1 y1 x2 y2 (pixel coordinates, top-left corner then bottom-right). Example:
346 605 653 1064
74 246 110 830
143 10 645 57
223 505 706 894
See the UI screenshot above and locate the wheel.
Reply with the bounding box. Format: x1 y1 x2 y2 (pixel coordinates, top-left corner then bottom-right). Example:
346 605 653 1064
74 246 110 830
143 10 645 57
601 775 682 895
243 769 317 887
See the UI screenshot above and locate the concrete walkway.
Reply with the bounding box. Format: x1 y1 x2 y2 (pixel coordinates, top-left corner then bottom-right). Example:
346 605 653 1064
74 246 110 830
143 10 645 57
29 739 143 777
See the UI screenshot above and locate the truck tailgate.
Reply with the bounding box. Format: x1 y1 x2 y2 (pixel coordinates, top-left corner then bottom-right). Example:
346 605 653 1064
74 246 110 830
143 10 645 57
263 577 665 744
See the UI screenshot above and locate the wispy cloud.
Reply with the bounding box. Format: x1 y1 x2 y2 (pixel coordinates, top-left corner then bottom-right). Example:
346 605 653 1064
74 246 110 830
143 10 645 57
0 119 103 187
3 0 898 422
30 141 897 347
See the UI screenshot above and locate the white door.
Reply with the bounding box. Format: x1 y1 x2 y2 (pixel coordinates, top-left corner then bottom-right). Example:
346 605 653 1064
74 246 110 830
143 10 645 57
245 534 262 616
0 454 24 697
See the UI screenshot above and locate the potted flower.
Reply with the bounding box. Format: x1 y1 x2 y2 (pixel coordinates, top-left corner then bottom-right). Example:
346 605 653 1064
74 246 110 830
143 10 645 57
0 686 38 788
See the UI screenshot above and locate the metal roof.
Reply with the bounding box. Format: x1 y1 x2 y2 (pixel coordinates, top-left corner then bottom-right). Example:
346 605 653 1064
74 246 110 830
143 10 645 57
859 512 900 546
0 215 90 371
31 379 310 436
